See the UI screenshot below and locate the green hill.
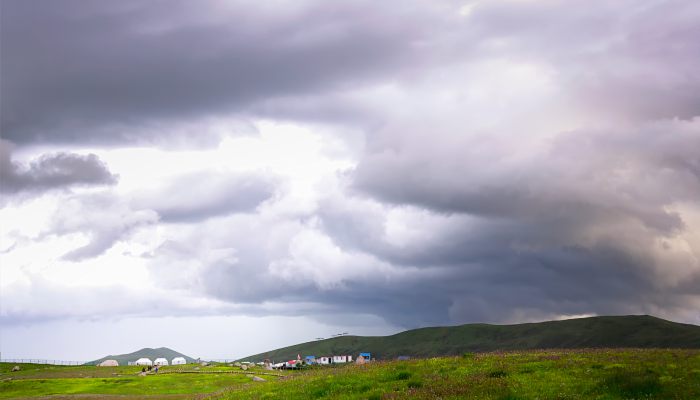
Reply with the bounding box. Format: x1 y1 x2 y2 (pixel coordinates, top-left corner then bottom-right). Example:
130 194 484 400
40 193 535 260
239 315 700 362
88 347 195 366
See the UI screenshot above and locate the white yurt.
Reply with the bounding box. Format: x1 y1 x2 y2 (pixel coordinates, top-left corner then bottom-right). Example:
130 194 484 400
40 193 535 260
171 357 186 365
98 359 119 367
135 358 153 366
154 358 169 366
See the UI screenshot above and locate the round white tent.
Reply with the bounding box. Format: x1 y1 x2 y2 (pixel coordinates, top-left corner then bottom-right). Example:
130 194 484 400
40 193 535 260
154 358 169 366
135 358 153 366
171 357 186 365
98 359 119 367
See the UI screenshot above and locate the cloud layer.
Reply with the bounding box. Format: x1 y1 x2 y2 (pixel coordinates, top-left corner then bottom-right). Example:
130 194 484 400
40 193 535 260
1 0 699 350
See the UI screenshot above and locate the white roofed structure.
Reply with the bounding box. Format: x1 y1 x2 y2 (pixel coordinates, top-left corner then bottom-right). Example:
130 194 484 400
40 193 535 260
98 359 119 367
154 358 169 366
135 358 153 366
172 357 186 365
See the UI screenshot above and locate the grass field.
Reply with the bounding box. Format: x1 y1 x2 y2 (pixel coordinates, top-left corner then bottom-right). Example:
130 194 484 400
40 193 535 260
2 349 699 399
0 363 285 399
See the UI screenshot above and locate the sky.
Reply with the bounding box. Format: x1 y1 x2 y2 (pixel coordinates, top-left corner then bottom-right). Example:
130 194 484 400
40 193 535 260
1 0 699 361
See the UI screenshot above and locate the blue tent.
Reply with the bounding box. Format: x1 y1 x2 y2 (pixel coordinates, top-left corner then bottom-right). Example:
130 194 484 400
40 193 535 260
359 352 371 359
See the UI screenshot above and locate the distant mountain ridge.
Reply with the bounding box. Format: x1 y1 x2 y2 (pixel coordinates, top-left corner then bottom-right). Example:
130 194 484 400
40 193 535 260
238 315 700 362
89 347 195 366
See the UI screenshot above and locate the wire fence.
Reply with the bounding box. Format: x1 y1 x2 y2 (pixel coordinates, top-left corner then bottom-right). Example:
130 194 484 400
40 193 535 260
0 359 240 366
1 359 245 366
203 359 239 363
0 359 88 366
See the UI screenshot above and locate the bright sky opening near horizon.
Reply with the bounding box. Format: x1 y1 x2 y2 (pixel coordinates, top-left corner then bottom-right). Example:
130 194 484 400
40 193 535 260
1 0 699 361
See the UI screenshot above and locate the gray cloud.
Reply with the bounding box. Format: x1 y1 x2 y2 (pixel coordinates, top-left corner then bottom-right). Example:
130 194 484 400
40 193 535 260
49 193 158 261
4 0 698 146
354 119 700 227
0 140 118 195
338 117 700 325
454 0 700 121
0 0 428 144
132 171 277 223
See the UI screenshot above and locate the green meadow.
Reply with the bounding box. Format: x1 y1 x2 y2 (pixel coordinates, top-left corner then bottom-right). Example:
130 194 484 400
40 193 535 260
0 363 284 399
2 349 700 399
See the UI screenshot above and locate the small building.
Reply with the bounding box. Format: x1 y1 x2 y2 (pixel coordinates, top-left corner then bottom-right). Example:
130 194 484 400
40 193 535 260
356 353 371 365
98 359 119 367
332 355 353 363
154 358 169 366
272 362 285 369
171 357 186 365
305 356 316 365
135 358 153 366
316 356 331 365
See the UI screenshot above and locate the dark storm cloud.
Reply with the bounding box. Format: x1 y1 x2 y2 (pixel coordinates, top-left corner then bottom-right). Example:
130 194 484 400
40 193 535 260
194 248 457 327
192 223 675 328
337 117 700 325
354 119 700 228
3 0 698 146
0 140 118 194
0 0 428 144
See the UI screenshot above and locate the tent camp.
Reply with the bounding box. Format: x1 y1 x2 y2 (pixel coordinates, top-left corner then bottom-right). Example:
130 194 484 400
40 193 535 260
154 358 169 366
135 358 153 366
171 357 186 365
98 360 119 367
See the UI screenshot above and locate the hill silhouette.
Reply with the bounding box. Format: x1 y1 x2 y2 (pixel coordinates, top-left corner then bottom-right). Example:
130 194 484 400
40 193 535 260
238 315 700 362
89 347 195 366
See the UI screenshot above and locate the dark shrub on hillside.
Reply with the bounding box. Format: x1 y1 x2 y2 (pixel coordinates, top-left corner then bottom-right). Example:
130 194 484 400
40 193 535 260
395 371 412 380
407 379 423 389
488 370 509 378
604 368 662 398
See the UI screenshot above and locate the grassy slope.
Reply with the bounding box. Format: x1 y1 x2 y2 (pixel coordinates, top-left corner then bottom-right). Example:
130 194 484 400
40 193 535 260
227 349 700 400
3 350 699 399
239 315 700 362
0 363 282 399
89 347 196 366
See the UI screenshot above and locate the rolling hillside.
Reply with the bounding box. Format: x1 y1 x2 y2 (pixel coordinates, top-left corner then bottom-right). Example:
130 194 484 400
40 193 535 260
88 347 195 366
239 315 700 362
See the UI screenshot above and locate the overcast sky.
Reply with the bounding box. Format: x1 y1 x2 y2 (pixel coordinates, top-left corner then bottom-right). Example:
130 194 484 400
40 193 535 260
1 0 699 361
